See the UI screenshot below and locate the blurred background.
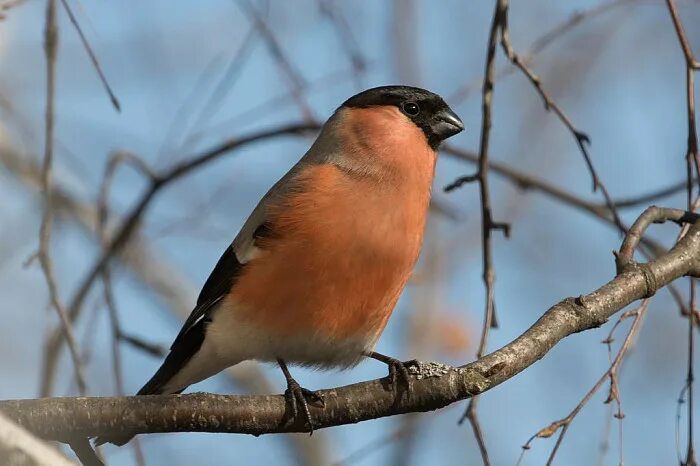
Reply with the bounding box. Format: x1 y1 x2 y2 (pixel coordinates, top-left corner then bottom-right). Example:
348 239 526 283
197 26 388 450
1 0 699 464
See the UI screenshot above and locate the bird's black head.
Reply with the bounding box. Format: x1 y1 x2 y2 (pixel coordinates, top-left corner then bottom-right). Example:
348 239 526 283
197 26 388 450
341 85 464 149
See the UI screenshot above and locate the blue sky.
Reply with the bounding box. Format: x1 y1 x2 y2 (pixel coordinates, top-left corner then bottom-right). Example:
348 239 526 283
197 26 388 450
0 1 698 465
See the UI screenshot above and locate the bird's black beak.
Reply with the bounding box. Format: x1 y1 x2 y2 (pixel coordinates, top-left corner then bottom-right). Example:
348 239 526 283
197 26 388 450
432 107 464 141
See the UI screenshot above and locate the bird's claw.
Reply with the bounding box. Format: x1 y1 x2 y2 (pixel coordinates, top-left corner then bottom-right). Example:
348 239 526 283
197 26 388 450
385 357 418 393
366 351 418 397
283 379 324 434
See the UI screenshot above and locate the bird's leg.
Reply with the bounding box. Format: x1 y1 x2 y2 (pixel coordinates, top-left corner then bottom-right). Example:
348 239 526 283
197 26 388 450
365 351 418 394
277 358 324 434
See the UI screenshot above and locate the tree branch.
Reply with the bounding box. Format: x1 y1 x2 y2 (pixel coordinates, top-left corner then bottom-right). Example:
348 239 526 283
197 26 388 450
3 207 700 442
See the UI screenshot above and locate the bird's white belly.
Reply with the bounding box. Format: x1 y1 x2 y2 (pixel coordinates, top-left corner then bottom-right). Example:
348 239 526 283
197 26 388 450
162 298 378 393
206 300 378 369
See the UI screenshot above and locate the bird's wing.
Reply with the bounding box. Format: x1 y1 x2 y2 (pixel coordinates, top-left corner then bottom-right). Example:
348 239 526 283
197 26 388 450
169 245 240 349
170 221 271 350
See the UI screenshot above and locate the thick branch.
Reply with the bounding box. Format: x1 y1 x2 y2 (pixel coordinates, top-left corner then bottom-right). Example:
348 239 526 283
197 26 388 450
3 213 700 441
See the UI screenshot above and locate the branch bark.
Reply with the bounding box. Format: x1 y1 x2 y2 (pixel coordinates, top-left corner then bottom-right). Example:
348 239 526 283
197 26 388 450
2 207 700 442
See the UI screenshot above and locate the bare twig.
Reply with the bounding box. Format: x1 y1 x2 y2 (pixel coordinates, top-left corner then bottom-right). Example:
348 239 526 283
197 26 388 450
334 426 410 466
445 146 689 226
680 384 693 464
665 0 700 70
185 26 259 142
665 3 700 461
461 397 490 466
96 154 148 466
58 0 120 111
686 276 697 466
610 177 695 209
117 333 165 358
155 54 227 164
686 214 698 466
449 0 636 103
36 0 87 396
454 2 513 464
517 301 648 466
68 438 105 466
498 1 623 230
317 0 365 87
597 404 614 466
444 147 693 319
189 64 364 145
666 0 700 212
615 206 699 273
237 0 315 122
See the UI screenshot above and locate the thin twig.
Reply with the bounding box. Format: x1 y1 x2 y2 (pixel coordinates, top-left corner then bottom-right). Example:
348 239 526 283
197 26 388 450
666 0 700 196
58 0 120 111
185 25 260 141
680 384 693 464
117 333 165 357
666 0 700 69
155 54 227 164
96 154 148 466
456 2 512 465
237 0 315 122
498 1 623 230
687 275 696 466
517 301 649 466
610 177 695 209
449 0 637 103
317 0 365 88
69 437 105 466
333 426 410 466
36 0 87 395
615 206 699 273
189 62 365 147
443 149 694 320
666 4 700 460
596 404 614 466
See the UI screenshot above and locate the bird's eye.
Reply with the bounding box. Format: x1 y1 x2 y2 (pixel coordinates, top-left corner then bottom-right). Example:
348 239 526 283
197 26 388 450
401 101 420 116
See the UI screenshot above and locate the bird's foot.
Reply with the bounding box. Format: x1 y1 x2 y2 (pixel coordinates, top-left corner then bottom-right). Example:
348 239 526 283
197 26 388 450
283 379 324 434
278 359 324 434
366 351 418 396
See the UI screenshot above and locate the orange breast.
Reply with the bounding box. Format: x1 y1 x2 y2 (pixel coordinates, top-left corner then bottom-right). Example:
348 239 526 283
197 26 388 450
228 166 429 341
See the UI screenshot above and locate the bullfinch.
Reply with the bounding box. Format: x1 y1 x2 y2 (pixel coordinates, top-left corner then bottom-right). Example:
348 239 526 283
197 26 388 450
99 85 463 444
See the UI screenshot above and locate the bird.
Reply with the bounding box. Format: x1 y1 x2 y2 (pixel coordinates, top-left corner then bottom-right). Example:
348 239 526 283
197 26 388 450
97 85 463 445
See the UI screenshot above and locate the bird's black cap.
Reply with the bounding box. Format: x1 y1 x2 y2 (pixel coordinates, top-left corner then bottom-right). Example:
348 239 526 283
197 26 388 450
341 85 464 149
